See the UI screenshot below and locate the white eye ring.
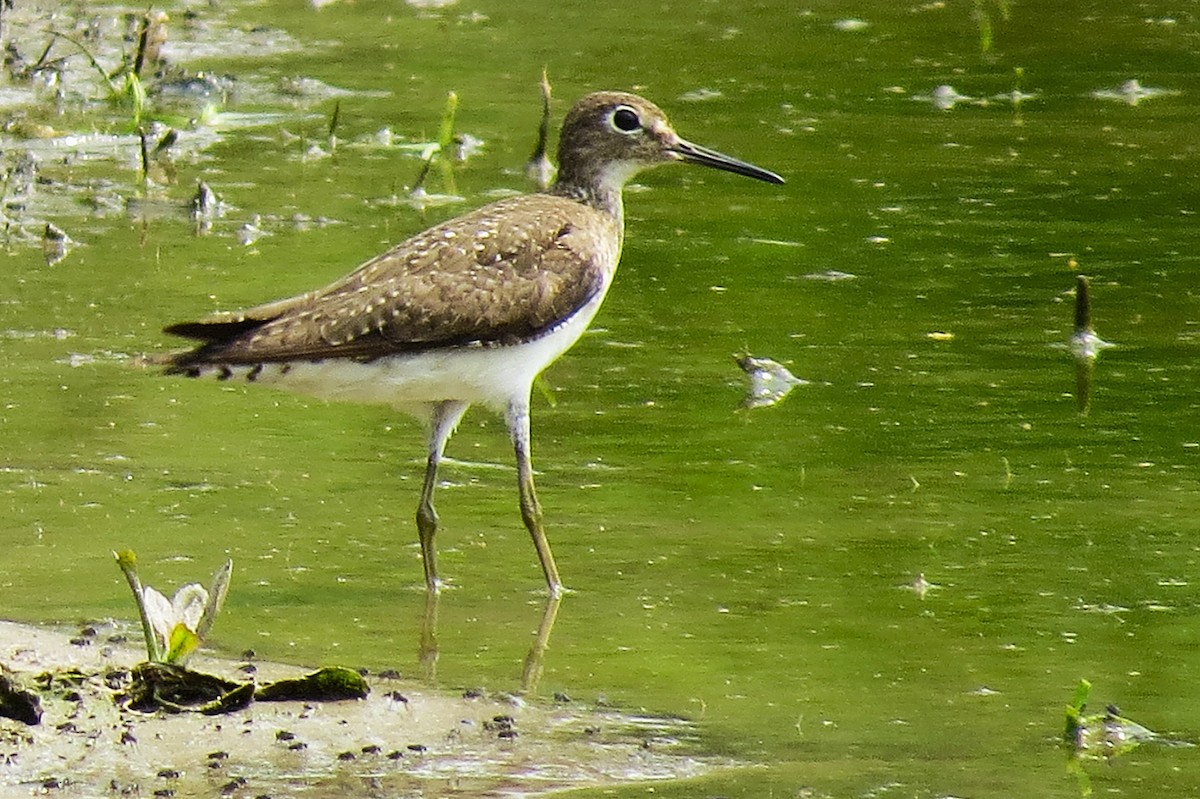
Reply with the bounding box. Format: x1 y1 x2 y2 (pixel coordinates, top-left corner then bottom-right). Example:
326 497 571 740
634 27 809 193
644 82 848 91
609 105 641 134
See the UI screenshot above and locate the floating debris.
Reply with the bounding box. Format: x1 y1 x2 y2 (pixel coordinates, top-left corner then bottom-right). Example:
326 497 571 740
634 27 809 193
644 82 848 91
190 179 224 233
454 132 485 162
801 269 856 282
279 75 357 100
42 221 71 265
833 18 870 32
400 186 466 211
990 88 1040 105
1091 79 1179 106
150 71 233 104
914 84 973 110
736 355 808 409
677 87 723 102
237 214 269 246
302 142 332 161
903 572 939 599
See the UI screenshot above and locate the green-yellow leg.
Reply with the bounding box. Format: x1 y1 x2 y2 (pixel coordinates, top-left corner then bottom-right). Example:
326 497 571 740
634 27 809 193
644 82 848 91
417 400 469 593
506 398 563 597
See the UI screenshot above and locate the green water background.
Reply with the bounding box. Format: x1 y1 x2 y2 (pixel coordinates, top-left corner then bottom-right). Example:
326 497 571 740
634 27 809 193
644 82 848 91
3 1 1199 796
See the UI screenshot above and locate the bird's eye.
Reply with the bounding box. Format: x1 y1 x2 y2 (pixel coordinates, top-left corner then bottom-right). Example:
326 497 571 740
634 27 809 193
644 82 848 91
610 106 641 133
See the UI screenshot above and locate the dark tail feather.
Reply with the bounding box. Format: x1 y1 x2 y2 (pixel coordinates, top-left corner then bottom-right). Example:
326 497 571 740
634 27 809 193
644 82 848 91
164 318 265 341
161 317 270 375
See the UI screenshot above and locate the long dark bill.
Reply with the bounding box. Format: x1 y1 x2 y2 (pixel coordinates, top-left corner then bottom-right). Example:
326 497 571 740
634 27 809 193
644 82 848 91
671 138 785 185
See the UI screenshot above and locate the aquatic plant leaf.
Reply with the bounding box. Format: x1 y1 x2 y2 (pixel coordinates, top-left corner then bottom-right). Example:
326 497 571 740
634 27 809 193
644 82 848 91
165 623 201 665
197 560 232 639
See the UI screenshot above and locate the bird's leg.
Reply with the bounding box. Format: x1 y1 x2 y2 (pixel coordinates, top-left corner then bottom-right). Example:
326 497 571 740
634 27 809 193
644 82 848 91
506 398 564 597
417 400 469 593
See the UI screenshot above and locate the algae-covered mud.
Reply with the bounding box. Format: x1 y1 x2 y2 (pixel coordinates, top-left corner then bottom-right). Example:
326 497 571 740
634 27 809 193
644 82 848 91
0 621 727 796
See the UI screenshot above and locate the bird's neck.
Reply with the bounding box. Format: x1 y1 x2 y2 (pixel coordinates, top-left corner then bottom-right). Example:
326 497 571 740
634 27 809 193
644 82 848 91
548 181 624 229
550 159 642 229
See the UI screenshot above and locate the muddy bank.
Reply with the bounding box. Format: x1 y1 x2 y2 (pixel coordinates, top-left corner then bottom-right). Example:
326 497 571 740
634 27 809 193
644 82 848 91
0 620 728 797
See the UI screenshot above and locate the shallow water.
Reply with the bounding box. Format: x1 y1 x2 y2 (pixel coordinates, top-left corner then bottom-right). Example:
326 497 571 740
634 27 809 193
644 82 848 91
3 1 1200 797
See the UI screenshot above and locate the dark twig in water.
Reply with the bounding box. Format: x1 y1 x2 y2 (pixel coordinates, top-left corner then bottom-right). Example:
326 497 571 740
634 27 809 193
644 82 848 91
328 99 341 144
1073 273 1091 334
526 69 556 189
137 126 151 184
132 10 168 78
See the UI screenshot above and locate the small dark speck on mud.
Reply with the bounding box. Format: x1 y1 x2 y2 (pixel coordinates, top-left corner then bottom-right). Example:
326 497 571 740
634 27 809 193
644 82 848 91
287 742 307 751
361 744 381 754
220 776 247 795
406 743 427 753
377 669 401 679
275 730 295 741
156 769 180 779
336 751 356 761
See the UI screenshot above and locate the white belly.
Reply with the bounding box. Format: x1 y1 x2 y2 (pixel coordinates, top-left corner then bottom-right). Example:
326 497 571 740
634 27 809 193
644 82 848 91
227 291 605 413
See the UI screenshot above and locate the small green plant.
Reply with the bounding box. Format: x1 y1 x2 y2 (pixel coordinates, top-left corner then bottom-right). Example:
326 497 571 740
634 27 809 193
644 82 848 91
973 0 1011 53
114 550 232 665
1063 678 1092 746
411 91 460 196
49 7 164 128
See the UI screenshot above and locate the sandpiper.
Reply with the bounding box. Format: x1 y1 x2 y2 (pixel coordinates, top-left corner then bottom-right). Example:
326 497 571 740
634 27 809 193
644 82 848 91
163 91 784 597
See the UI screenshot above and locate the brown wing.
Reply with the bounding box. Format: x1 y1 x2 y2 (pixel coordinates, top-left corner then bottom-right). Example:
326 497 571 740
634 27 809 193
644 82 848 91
166 194 616 366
